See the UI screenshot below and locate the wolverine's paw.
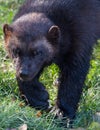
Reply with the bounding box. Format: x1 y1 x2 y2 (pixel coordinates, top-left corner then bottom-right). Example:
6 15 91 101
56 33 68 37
21 94 49 110
50 106 63 119
50 106 74 128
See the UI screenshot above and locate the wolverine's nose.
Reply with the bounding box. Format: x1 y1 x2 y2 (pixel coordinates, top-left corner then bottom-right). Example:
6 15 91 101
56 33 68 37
19 70 29 79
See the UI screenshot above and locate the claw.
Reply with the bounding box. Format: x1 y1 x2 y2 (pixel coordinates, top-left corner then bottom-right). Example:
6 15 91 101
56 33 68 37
49 106 74 128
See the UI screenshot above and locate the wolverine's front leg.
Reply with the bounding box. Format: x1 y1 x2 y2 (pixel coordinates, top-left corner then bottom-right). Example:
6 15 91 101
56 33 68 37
17 77 49 110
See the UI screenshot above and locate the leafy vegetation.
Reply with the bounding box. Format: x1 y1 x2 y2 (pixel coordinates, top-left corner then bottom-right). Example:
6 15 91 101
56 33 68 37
0 0 100 129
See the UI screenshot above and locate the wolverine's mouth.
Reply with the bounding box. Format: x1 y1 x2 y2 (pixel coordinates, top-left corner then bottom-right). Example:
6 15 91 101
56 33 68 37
18 71 39 81
19 76 33 81
16 71 33 81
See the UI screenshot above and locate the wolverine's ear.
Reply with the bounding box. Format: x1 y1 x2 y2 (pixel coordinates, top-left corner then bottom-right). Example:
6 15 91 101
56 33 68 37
48 25 60 40
3 24 13 37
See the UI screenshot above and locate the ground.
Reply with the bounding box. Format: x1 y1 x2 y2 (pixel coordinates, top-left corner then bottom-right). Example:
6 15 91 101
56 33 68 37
0 0 100 130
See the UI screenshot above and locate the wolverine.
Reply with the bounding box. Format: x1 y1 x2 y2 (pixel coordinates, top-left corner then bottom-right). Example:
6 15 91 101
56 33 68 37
3 0 100 125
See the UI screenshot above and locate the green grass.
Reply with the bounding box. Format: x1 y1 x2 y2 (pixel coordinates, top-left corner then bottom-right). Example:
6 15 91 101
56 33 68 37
0 0 100 130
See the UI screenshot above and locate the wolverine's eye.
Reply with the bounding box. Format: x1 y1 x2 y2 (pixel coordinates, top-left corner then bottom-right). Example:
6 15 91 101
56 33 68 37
30 50 42 57
30 50 38 57
12 48 21 57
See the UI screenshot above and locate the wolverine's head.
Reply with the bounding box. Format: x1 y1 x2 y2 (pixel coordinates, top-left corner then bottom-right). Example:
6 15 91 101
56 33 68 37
3 13 60 81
